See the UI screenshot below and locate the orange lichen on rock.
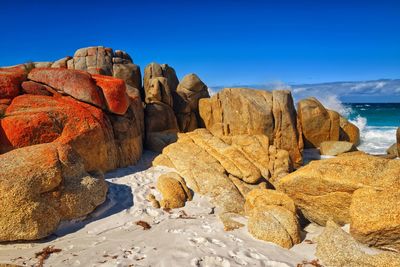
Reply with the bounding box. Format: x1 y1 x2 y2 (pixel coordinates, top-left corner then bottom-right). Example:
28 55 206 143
92 74 130 115
0 65 27 99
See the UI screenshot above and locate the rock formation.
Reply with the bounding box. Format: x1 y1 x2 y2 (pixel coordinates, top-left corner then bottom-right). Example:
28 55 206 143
245 189 300 249
350 187 400 251
277 154 400 226
397 127 400 155
0 143 107 241
157 172 193 209
297 97 360 148
199 88 303 167
315 221 400 267
319 141 357 156
174 73 209 132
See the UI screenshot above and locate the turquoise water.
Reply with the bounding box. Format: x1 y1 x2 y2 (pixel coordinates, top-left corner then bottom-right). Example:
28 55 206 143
345 103 399 154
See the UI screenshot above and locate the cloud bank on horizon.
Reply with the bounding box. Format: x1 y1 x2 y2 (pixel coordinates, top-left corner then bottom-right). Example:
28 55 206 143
209 79 400 103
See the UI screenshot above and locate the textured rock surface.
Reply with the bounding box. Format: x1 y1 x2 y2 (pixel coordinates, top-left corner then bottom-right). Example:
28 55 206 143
297 97 338 148
316 221 400 267
387 143 399 157
174 73 209 132
350 187 400 251
28 68 104 108
277 154 400 225
0 143 107 241
340 116 360 145
144 102 179 152
271 90 303 167
0 65 27 99
199 88 302 167
21 81 52 96
244 189 296 215
157 172 193 209
247 206 300 249
92 74 130 115
51 56 71 68
153 132 245 216
320 141 357 156
145 77 173 106
0 95 142 172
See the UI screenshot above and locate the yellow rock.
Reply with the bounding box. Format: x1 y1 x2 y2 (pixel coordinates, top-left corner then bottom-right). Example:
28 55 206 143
248 206 300 249
277 154 400 225
350 187 400 251
244 189 296 215
157 172 193 209
316 221 400 267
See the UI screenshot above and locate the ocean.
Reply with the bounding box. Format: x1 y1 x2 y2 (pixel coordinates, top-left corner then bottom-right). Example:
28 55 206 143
345 103 400 154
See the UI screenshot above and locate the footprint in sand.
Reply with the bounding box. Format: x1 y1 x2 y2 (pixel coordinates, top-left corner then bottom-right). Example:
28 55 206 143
191 256 231 267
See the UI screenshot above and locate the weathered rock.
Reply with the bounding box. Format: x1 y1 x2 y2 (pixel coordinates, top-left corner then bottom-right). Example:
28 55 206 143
161 64 179 92
272 90 303 167
244 189 296 215
174 73 209 132
387 143 399 157
21 81 52 96
186 129 262 184
145 77 173 106
297 97 339 148
247 206 300 249
28 68 104 108
0 65 27 99
277 154 400 225
92 74 130 115
0 143 107 241
51 56 72 68
340 116 360 145
397 127 400 156
144 102 179 152
315 221 400 267
33 62 53 68
143 63 164 94
153 133 245 218
350 187 400 251
0 95 142 172
70 46 114 75
199 88 274 139
199 88 302 166
320 141 357 156
157 172 193 209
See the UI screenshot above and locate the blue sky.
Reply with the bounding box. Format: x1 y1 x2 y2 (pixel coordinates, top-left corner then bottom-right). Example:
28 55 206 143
1 0 399 90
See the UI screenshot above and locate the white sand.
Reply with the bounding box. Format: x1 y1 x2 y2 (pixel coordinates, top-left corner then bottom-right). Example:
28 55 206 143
0 151 320 267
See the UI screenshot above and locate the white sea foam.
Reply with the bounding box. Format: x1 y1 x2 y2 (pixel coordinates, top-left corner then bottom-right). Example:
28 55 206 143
357 125 397 154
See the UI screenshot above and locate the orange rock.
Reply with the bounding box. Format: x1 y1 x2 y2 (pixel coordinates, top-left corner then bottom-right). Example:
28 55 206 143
28 68 105 108
0 95 115 172
92 74 129 115
21 81 52 96
0 65 27 99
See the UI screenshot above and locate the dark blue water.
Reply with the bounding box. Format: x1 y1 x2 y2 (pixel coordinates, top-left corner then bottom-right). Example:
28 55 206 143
346 103 400 127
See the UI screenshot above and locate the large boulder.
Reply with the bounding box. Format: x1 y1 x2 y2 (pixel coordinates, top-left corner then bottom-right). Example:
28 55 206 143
276 154 400 225
350 187 400 251
297 97 339 148
315 221 400 267
0 143 108 241
0 65 28 99
91 74 130 115
272 90 303 167
145 77 173 107
157 172 193 209
320 141 357 156
21 81 53 96
152 131 245 219
174 73 209 132
340 116 360 145
144 102 179 152
66 46 142 96
0 95 142 172
143 63 179 95
199 88 302 167
68 46 113 75
28 68 105 108
387 143 399 157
